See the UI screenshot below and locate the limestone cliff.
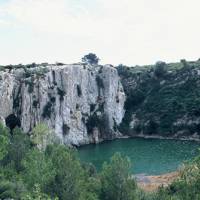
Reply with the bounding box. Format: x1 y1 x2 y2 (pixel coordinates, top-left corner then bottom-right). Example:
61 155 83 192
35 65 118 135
0 64 125 146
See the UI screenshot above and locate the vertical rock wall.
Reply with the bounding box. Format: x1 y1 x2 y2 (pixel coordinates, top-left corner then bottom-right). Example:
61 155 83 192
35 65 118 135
0 64 125 146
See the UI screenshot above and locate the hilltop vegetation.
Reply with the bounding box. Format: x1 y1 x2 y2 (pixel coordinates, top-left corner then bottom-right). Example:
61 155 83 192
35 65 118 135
118 59 200 138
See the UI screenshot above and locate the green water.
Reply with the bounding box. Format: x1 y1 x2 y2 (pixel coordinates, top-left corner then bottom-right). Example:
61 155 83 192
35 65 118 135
78 138 200 175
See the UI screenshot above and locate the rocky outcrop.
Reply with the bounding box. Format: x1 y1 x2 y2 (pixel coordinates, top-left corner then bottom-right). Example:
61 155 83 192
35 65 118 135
0 64 125 146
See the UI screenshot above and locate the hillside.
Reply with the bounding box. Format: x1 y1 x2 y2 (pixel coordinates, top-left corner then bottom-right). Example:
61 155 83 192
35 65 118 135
118 59 200 139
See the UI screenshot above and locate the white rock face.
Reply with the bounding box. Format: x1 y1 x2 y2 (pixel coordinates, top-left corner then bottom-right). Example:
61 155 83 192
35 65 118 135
0 72 14 119
0 64 125 146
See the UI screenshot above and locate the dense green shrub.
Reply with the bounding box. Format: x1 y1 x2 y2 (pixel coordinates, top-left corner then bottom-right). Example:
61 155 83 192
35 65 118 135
35 67 49 77
181 59 190 69
26 63 37 68
24 70 32 78
144 120 158 135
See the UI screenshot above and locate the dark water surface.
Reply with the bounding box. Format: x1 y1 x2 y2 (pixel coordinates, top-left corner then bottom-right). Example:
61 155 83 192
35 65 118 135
78 138 200 175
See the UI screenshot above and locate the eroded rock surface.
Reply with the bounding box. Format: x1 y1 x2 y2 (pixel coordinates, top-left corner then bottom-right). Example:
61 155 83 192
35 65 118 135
0 64 125 145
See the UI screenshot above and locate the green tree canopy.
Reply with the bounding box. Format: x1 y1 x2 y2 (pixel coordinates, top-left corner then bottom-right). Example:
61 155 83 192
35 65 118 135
0 123 9 161
31 123 58 151
22 149 55 192
100 153 137 200
82 53 100 65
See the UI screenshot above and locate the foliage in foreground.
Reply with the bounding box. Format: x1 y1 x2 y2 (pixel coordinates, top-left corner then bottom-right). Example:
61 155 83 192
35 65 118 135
1 122 200 200
0 123 137 200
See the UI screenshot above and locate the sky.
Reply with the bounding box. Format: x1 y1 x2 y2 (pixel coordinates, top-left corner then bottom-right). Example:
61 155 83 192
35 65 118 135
0 0 200 66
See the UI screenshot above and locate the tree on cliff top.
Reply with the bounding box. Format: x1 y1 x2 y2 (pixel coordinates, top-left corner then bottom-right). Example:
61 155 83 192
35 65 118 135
154 61 167 78
82 53 100 65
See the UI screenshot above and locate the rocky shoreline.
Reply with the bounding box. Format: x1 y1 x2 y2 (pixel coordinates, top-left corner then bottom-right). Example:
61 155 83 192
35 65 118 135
128 134 200 142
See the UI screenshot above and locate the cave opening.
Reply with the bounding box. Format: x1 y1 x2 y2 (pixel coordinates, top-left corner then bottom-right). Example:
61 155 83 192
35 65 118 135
5 114 21 131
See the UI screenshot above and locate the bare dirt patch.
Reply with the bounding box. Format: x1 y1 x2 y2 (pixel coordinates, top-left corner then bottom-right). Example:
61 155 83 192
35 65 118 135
135 171 179 192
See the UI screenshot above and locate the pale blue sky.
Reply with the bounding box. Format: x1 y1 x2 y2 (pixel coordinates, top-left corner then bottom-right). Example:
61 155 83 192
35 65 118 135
0 0 200 66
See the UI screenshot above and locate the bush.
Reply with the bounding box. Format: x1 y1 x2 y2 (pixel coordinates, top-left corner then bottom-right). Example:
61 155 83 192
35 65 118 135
144 120 158 135
26 63 37 68
35 67 49 77
55 62 65 66
116 64 130 77
181 59 190 69
24 70 32 78
31 123 55 151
